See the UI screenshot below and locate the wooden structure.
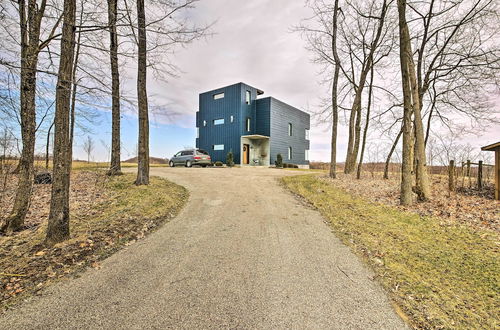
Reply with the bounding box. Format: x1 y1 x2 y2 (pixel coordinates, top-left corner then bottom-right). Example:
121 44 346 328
481 141 500 200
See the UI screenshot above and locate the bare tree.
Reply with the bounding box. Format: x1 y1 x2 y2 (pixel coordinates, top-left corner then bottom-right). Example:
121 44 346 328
107 0 122 176
2 0 50 233
46 0 77 246
356 64 374 179
134 0 149 185
398 0 415 205
82 135 94 163
342 0 391 174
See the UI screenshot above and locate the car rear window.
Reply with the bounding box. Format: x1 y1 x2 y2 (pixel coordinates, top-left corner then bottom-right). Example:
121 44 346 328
197 149 209 155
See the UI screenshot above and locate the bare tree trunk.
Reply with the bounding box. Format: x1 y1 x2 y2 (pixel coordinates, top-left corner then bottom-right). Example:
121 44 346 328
46 0 77 246
135 0 149 185
357 65 374 180
69 5 83 165
108 0 122 176
344 0 388 174
407 44 431 201
2 0 47 233
383 127 403 179
45 120 54 169
329 0 341 179
398 0 414 206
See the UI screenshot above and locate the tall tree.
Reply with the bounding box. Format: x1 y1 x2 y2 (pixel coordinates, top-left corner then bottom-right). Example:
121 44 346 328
1 0 47 233
46 0 77 246
356 64 374 179
135 0 149 185
107 0 122 176
343 0 390 174
329 0 341 179
397 0 415 205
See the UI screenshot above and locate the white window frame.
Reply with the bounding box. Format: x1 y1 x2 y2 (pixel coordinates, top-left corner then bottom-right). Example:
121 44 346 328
305 149 309 161
213 144 224 151
305 129 310 140
246 117 251 132
213 118 225 125
288 123 293 136
288 147 292 160
246 90 251 105
213 93 224 100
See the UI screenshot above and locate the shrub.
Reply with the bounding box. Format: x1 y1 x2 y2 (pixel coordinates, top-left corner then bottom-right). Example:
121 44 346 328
226 151 234 167
275 153 283 168
215 161 224 167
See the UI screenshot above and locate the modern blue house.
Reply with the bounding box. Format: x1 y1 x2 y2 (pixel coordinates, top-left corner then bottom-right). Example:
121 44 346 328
196 82 310 167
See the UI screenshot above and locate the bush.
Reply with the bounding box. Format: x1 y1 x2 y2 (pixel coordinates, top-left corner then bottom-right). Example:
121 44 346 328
226 151 234 167
283 163 299 169
215 161 224 167
275 153 283 168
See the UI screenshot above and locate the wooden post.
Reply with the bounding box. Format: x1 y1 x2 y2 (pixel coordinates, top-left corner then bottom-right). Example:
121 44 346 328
478 160 483 190
495 150 499 200
448 160 455 192
466 159 471 187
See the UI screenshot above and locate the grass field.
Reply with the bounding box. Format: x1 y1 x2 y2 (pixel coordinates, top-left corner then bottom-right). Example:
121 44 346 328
282 174 499 329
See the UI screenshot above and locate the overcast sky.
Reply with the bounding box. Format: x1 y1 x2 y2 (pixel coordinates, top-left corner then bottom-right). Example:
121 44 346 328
72 0 499 163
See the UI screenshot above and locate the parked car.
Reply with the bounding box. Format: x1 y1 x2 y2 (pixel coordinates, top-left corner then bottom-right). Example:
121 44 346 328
169 149 211 167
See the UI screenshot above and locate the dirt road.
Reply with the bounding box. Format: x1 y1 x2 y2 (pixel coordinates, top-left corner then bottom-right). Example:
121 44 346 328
0 167 406 329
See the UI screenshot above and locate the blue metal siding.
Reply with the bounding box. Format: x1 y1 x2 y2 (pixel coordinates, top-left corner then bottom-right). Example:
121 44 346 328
197 83 310 165
256 98 271 136
268 97 310 165
197 83 261 163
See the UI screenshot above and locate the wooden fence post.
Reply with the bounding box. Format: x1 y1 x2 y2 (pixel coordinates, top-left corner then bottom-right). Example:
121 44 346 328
466 160 471 187
478 160 483 190
448 160 456 192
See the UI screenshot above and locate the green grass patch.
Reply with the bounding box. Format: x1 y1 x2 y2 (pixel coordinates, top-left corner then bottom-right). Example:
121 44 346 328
281 174 499 329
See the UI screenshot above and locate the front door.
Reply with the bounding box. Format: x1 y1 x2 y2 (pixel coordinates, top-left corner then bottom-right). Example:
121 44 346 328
243 144 250 164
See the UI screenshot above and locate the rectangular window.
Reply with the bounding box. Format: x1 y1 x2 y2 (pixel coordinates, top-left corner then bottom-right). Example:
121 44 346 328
305 129 310 140
288 123 293 136
230 115 234 123
246 91 251 105
196 128 199 138
203 120 207 127
213 92 224 100
213 144 224 151
246 117 251 131
305 149 309 161
213 118 225 125
288 147 292 160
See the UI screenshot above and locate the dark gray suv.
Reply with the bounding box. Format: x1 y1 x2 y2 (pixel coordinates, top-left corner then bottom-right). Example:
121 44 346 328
169 149 212 167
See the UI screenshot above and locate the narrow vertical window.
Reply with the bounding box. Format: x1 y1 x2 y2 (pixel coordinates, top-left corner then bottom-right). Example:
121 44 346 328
288 147 292 160
246 117 251 132
305 129 310 140
305 149 309 161
203 120 207 127
196 128 199 138
288 123 293 136
246 91 251 105
230 115 234 123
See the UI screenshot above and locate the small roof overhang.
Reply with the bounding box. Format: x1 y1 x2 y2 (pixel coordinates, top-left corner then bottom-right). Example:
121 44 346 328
257 89 264 95
481 141 500 151
241 134 269 140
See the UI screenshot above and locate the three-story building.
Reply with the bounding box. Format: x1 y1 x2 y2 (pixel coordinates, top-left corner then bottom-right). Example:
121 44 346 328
196 82 310 167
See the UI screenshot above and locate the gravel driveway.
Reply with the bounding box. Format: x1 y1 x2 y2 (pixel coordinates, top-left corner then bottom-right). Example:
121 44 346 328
0 167 407 329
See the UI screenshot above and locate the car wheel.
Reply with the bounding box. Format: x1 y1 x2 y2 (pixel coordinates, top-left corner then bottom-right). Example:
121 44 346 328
186 160 192 168
169 161 175 167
